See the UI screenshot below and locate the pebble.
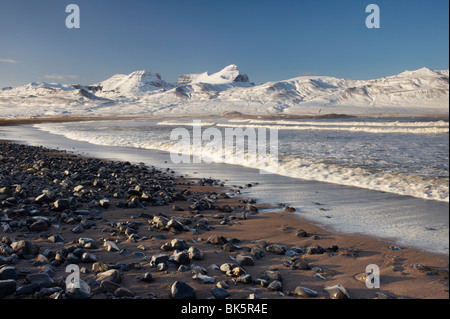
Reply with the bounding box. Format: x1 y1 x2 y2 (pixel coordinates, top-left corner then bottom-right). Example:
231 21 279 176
236 255 254 266
96 269 121 283
0 266 18 280
188 246 204 260
324 284 350 299
265 244 286 255
294 286 318 297
170 281 196 299
114 287 135 298
267 280 282 291
25 273 54 289
237 274 253 284
193 274 215 284
138 272 154 283
211 287 230 299
65 279 92 299
0 279 17 298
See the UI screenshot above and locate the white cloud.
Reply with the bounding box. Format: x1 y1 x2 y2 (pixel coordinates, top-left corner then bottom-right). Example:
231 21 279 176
44 74 78 80
0 58 19 64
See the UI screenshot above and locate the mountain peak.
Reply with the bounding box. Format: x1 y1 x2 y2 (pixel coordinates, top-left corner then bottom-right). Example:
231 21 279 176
95 70 167 93
177 64 250 85
398 67 439 78
128 70 162 80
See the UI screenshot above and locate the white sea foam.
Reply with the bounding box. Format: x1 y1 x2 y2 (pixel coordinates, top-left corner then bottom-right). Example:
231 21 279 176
229 119 450 127
216 123 449 134
33 118 449 203
156 119 449 134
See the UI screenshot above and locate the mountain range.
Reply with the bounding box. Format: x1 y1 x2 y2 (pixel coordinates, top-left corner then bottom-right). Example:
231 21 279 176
0 64 448 119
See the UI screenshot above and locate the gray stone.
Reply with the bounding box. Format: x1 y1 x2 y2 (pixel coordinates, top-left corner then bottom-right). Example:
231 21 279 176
236 255 254 266
167 219 185 231
138 272 153 283
65 279 92 299
48 234 64 243
104 240 119 252
211 287 230 299
250 247 265 259
29 219 49 232
81 253 97 263
92 262 108 273
151 253 169 265
97 269 120 283
35 193 52 204
114 287 134 297
157 262 168 271
152 216 168 229
54 199 70 211
307 245 326 255
171 238 189 250
338 247 359 257
15 283 40 296
0 279 16 298
100 280 121 293
324 284 350 299
25 273 54 288
34 254 50 265
99 198 110 208
267 280 282 291
171 251 190 266
193 274 215 284
207 234 227 245
0 266 18 280
216 280 230 289
245 204 258 212
220 263 237 273
294 286 318 297
265 244 286 255
237 274 253 284
293 258 311 270
11 240 40 257
296 229 308 237
78 237 96 246
71 225 83 234
263 270 282 281
170 281 196 299
188 246 204 260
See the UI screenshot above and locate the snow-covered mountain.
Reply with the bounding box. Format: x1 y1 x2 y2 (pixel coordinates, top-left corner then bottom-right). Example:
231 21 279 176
0 65 448 119
94 70 173 95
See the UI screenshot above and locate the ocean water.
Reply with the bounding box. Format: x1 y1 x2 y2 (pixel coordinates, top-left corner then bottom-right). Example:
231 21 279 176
1 118 448 254
33 117 449 202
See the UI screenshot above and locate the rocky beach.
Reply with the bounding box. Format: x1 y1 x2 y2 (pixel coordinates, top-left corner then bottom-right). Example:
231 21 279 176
0 141 448 300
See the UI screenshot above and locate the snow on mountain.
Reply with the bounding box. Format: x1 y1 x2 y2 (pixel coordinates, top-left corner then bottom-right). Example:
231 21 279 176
177 64 251 85
94 70 172 95
0 65 448 119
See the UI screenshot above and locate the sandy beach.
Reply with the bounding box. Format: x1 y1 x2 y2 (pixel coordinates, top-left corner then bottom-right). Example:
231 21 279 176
0 134 448 300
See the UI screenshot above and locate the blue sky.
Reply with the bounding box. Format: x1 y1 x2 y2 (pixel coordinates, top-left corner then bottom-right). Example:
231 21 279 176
0 0 448 87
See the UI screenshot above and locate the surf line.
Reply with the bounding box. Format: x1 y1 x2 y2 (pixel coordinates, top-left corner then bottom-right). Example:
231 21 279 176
169 119 279 175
